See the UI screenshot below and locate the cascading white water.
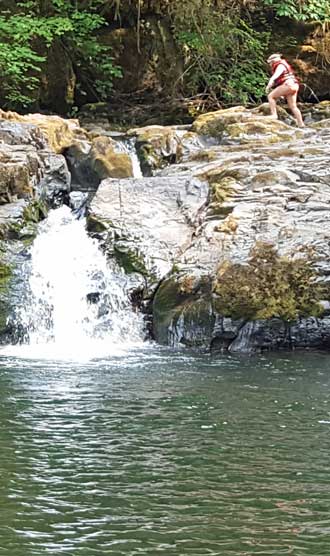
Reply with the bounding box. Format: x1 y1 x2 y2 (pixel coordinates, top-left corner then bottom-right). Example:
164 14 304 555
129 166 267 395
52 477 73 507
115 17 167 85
7 206 144 360
116 138 143 178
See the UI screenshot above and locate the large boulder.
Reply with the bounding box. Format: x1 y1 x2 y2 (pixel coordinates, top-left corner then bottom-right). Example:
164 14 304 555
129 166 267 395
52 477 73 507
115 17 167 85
0 145 39 203
0 109 87 153
87 174 208 294
0 118 71 207
65 136 134 190
148 109 330 352
89 136 133 180
128 125 184 175
192 106 303 143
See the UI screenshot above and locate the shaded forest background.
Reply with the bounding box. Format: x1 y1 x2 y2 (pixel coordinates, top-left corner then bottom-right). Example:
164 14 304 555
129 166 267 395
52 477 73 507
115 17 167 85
0 0 330 123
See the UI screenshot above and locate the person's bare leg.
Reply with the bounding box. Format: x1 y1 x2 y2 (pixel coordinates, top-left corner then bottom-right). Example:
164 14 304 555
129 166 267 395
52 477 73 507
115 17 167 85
267 84 291 119
286 92 305 127
267 94 278 118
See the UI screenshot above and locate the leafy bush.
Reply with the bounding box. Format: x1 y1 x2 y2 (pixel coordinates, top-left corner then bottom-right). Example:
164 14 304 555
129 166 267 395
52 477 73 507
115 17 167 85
263 0 330 22
0 0 121 110
173 3 270 104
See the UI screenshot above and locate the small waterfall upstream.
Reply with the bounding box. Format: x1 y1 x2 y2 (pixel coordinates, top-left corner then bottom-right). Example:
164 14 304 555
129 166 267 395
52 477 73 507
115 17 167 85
6 205 144 360
116 137 143 178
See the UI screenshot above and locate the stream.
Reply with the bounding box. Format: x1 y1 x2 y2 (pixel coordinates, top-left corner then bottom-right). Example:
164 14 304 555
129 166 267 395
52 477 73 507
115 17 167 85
1 349 330 555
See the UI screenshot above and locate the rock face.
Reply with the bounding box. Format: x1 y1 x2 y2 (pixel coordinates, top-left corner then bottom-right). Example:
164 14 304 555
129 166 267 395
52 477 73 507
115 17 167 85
3 103 330 353
128 125 184 175
88 104 330 353
0 118 71 208
88 175 208 291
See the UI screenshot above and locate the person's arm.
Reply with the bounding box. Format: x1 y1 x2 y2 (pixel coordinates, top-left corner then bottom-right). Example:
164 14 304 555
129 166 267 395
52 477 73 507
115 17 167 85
265 63 285 93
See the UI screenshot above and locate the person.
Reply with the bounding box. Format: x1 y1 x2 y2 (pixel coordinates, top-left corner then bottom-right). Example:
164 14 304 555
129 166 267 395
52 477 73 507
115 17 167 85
265 53 305 127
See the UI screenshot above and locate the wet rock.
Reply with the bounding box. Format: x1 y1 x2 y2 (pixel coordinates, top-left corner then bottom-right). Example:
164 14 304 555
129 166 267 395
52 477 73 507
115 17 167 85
87 174 208 293
128 125 184 175
152 273 215 348
303 100 330 122
0 145 38 203
0 115 71 207
147 106 330 352
37 151 71 206
251 102 293 123
192 105 303 144
0 109 87 153
65 136 133 189
0 120 47 149
89 136 133 180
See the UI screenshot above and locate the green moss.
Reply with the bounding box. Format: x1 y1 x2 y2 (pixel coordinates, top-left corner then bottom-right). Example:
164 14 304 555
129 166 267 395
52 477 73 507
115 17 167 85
23 200 48 224
213 242 324 322
0 263 12 281
191 150 217 162
86 215 110 233
114 244 149 276
0 261 12 332
153 274 214 346
211 176 236 204
137 143 162 174
202 170 239 216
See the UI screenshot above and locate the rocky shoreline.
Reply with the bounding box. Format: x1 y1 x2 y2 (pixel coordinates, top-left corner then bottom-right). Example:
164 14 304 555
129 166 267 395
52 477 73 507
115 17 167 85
1 102 330 352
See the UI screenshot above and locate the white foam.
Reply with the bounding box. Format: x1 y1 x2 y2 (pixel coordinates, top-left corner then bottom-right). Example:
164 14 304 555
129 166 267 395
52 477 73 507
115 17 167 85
8 206 144 360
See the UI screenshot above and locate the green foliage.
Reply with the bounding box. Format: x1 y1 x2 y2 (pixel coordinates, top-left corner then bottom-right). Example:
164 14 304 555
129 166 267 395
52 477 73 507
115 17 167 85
173 4 270 104
214 242 324 321
0 0 121 110
0 41 44 107
264 0 330 22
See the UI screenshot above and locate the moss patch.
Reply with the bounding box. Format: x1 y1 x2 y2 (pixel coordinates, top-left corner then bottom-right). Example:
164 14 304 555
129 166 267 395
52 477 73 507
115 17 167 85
199 167 241 217
86 214 111 233
213 242 324 321
0 261 12 333
113 243 149 276
152 274 213 345
23 199 48 224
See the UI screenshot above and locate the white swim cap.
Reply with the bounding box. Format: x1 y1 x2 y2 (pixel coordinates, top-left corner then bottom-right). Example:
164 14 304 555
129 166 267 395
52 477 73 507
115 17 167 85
267 53 282 63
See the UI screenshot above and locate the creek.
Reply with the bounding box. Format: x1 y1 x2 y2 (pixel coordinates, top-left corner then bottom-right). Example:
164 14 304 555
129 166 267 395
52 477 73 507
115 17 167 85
1 350 330 555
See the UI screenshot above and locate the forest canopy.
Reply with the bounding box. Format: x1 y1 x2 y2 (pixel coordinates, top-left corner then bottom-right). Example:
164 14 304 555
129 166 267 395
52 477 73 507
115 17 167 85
0 0 329 112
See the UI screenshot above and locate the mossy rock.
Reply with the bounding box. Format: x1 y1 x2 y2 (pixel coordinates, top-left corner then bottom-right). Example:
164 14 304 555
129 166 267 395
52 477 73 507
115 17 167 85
129 125 180 174
307 101 330 122
0 261 12 333
0 109 88 154
23 199 48 224
226 119 303 143
214 214 238 234
152 273 214 346
310 118 330 129
0 199 47 241
190 149 217 162
197 167 242 217
192 106 247 137
90 136 133 179
86 214 111 234
213 242 324 322
113 242 149 276
252 102 291 121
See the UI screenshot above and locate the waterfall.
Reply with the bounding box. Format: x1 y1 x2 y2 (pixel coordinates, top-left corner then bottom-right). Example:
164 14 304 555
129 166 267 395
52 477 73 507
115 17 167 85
6 206 144 360
116 138 143 178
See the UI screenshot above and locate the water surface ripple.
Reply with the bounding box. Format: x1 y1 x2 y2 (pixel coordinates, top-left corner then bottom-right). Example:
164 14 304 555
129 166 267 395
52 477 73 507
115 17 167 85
1 349 330 555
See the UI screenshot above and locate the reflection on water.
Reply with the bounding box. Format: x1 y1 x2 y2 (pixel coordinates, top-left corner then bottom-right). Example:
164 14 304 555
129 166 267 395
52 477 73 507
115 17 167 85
1 348 330 555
